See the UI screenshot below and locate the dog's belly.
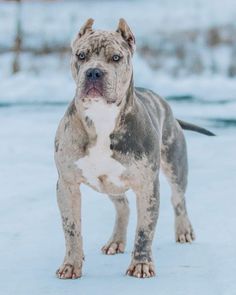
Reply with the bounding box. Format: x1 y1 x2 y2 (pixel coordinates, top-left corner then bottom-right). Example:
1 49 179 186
76 145 126 193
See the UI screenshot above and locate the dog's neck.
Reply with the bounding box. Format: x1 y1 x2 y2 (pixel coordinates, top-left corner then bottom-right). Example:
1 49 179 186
84 99 120 145
74 76 136 140
116 76 137 125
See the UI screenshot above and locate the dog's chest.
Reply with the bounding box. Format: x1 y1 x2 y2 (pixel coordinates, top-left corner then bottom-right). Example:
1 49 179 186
76 101 126 192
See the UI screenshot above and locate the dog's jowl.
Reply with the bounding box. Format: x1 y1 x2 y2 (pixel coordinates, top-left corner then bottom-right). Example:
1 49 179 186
54 18 214 279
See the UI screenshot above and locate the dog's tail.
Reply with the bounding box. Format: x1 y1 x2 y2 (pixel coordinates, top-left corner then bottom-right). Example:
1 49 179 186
177 119 216 136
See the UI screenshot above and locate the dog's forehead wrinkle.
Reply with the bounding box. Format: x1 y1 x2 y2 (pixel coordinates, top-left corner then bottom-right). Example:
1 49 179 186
74 30 129 56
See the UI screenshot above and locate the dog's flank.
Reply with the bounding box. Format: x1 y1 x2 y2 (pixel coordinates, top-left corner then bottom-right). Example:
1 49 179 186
177 119 216 136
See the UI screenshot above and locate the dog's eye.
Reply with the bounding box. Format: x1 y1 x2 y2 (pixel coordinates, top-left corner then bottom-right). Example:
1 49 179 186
112 55 121 62
76 52 86 60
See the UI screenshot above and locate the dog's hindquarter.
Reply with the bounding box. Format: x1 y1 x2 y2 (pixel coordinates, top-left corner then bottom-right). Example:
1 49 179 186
135 87 195 242
135 87 190 187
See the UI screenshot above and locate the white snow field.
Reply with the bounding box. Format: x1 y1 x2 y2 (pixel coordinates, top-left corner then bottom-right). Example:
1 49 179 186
1 90 236 295
0 0 236 294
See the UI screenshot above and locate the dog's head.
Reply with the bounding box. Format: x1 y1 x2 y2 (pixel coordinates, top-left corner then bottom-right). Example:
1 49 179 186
71 18 135 107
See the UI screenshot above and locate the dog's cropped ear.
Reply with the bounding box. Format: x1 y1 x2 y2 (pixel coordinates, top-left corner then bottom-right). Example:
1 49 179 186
78 18 94 38
116 18 136 53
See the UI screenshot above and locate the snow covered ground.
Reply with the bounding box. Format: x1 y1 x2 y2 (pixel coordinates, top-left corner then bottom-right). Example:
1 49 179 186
0 0 236 294
1 90 236 295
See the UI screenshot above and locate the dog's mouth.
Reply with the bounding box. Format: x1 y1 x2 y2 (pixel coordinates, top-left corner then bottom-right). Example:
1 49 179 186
80 81 118 105
86 86 103 97
83 79 104 98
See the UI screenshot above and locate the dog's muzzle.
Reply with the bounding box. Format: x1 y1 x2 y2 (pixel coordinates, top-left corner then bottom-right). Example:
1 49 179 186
84 68 104 97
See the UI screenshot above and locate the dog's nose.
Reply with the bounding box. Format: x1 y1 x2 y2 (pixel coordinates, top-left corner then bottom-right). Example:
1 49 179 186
86 68 104 81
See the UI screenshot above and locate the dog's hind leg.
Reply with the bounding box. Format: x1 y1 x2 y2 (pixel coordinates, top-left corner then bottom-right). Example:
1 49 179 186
161 123 195 243
102 194 130 255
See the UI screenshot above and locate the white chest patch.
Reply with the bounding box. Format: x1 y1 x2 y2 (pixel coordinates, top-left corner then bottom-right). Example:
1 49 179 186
76 99 126 191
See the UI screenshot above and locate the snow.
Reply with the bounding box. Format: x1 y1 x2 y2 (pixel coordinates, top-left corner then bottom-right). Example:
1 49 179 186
1 0 236 294
1 101 236 295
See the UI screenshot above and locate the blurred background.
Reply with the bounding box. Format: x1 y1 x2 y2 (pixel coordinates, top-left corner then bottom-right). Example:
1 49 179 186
1 0 236 124
0 1 236 295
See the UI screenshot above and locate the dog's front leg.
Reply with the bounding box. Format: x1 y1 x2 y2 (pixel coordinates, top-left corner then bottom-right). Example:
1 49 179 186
127 176 160 278
56 178 83 279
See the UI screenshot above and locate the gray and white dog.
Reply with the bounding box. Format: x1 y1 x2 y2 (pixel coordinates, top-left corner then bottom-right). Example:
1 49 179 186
54 19 214 279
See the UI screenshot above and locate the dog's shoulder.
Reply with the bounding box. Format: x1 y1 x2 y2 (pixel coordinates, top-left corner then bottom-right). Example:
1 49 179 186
135 87 172 116
54 99 89 170
134 87 182 144
135 87 175 129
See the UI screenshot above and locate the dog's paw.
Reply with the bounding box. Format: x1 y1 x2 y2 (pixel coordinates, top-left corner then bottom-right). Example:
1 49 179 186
175 215 195 243
56 262 82 279
101 241 125 255
126 261 155 278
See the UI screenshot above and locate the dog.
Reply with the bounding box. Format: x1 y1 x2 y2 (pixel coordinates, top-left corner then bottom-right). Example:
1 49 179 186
54 18 214 279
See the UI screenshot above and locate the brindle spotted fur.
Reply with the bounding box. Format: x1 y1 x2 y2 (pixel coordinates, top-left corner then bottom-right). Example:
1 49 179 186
55 18 197 280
